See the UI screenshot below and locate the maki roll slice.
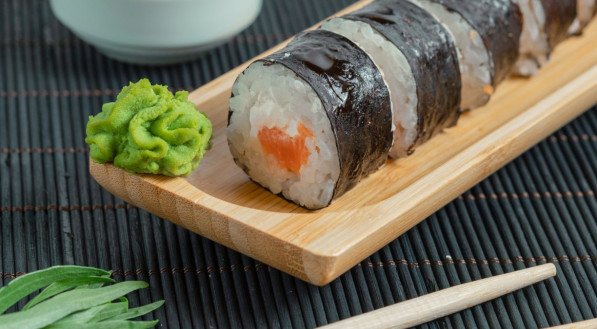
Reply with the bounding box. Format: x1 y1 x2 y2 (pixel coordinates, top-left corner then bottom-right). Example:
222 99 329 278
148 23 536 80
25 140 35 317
321 16 418 139
569 0 596 34
430 0 523 86
404 0 494 110
542 1 578 47
324 0 462 158
227 30 393 209
514 0 577 76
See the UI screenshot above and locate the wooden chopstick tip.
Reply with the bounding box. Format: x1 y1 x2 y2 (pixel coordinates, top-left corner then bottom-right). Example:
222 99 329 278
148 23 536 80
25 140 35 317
536 263 557 278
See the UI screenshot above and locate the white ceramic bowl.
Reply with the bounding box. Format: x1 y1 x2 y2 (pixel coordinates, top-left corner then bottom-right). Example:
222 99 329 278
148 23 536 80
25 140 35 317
50 0 263 65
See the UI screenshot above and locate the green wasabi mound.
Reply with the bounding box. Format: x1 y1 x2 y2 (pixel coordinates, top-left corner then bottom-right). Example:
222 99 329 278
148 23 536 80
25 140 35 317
85 79 212 176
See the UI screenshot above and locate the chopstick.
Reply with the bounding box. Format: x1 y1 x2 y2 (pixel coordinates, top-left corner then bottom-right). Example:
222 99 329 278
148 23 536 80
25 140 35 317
318 264 556 329
544 318 597 329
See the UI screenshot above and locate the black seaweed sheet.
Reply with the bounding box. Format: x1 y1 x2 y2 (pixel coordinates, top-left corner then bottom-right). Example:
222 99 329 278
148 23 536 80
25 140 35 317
432 0 522 86
260 30 393 207
344 0 461 154
541 0 577 49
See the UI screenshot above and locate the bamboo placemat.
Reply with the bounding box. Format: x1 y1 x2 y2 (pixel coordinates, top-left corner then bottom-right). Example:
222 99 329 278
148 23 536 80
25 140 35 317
1 0 595 328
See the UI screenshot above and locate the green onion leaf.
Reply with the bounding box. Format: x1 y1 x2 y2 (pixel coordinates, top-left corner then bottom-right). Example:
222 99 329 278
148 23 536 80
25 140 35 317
47 301 128 325
43 303 111 326
89 301 130 322
43 320 159 329
109 300 165 321
23 276 115 310
0 266 109 314
0 281 148 329
83 280 111 290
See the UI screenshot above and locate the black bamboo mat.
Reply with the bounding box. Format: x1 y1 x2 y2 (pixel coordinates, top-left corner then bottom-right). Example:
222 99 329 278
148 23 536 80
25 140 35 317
1 0 596 328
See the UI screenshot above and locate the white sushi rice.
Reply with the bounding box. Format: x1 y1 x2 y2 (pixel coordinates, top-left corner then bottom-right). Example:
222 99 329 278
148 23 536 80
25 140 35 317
228 62 340 209
513 0 549 76
321 18 418 158
408 0 493 110
569 0 596 34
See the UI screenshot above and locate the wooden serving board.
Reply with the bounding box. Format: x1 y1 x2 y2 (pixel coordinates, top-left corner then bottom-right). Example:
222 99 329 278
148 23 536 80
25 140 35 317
90 0 597 285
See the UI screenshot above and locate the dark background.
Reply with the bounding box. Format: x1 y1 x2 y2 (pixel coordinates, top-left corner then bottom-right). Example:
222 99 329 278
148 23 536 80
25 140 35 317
1 0 596 328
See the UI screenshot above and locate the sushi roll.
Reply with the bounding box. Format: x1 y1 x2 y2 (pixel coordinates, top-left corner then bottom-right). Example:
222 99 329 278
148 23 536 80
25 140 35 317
226 0 586 209
405 0 494 110
569 0 596 34
330 0 461 158
513 0 577 76
227 30 393 209
320 18 418 157
430 0 523 86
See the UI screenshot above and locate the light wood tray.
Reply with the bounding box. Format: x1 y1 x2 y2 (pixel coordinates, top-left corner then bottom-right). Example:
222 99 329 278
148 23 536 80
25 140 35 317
90 1 597 285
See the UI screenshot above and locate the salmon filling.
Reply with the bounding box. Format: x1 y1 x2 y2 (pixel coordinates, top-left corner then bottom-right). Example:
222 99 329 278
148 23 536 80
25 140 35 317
258 123 314 174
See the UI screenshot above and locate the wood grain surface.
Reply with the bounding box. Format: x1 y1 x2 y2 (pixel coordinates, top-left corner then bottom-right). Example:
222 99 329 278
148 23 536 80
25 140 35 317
90 2 597 285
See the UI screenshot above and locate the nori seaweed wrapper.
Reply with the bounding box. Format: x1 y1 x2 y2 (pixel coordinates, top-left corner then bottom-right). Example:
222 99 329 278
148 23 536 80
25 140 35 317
431 0 522 85
259 30 393 206
343 0 461 153
541 0 576 49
